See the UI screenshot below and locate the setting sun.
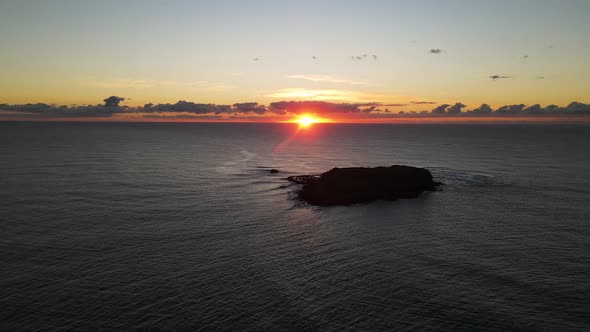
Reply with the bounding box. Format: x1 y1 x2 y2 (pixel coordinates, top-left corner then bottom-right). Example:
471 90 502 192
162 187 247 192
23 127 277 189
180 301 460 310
297 115 316 127
292 114 329 127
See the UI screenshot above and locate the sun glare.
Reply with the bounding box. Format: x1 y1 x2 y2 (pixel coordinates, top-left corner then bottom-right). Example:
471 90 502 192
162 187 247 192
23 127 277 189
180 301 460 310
294 114 323 128
297 115 314 127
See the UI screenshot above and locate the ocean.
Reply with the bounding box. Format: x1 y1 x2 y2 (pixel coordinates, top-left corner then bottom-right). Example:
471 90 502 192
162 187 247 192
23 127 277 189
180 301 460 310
1 121 589 331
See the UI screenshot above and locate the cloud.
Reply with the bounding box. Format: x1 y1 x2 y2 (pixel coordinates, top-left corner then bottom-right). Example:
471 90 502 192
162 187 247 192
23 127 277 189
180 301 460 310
265 88 388 102
523 55 529 59
468 104 493 114
536 76 545 79
143 114 224 120
2 98 590 120
267 88 350 101
148 101 232 114
465 103 590 115
381 103 408 107
447 102 466 114
104 96 125 107
233 102 266 114
545 104 559 112
522 104 542 114
431 104 450 114
92 79 175 89
496 104 526 114
287 75 369 85
262 101 403 116
429 49 443 54
269 101 379 115
109 99 431 118
0 103 54 113
252 58 260 61
563 102 590 113
490 75 511 80
0 101 124 117
184 81 230 90
351 54 378 61
411 101 437 105
92 78 229 90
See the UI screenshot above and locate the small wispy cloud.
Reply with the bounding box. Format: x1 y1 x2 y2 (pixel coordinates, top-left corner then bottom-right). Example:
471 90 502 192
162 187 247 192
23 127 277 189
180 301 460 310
490 75 511 81
266 88 387 103
287 75 369 86
381 103 407 107
92 79 176 89
91 79 230 90
411 101 437 105
351 54 378 61
429 49 443 54
184 81 230 90
266 88 350 101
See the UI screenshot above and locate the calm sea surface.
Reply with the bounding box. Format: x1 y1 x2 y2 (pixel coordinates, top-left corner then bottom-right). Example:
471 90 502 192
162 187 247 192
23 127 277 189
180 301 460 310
1 122 589 331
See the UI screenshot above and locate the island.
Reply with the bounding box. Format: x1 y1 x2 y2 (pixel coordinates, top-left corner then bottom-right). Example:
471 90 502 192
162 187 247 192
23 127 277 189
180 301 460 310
287 165 441 206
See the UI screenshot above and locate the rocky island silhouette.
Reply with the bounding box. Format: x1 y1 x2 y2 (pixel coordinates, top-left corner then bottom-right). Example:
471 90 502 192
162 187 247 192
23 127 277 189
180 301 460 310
288 165 441 206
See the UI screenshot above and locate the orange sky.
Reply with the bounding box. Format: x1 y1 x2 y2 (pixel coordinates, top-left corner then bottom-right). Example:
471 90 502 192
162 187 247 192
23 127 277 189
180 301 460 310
1 2 589 123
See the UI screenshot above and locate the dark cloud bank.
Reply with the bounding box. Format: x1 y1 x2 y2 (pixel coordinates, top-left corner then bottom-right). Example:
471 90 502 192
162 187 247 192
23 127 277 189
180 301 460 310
1 96 590 120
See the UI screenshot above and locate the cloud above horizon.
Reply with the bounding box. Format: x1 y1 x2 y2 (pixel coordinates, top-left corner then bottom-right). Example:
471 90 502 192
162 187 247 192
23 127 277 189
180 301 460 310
232 102 267 114
91 78 230 91
431 104 450 114
2 98 590 120
411 101 437 105
270 101 358 115
287 75 370 86
92 79 170 89
447 103 467 114
264 88 389 102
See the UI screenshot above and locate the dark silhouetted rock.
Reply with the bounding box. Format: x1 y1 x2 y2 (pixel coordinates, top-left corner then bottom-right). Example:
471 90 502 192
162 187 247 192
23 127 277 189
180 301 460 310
288 165 440 206
269 169 280 174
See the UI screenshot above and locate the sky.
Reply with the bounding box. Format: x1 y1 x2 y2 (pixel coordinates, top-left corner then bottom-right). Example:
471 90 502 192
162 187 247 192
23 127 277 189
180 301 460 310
1 0 589 121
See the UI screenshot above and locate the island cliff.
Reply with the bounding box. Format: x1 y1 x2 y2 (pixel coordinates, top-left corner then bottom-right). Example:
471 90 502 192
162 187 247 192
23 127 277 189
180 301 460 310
288 165 440 206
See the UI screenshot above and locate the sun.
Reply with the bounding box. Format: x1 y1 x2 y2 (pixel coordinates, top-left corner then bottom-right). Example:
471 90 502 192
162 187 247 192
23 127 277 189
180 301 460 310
286 114 330 128
297 115 315 127
295 115 320 128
